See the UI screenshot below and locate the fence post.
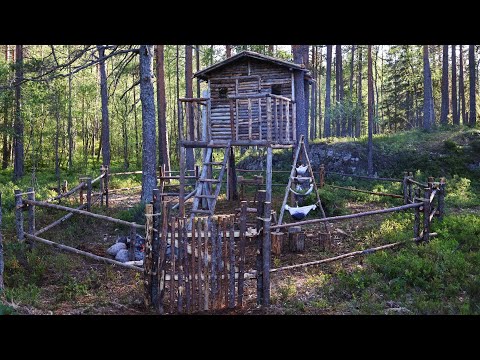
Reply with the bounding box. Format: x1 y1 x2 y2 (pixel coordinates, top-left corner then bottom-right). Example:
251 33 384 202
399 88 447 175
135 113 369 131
143 203 153 308
256 190 266 305
319 164 325 188
403 171 408 204
237 201 247 307
423 186 431 243
100 165 105 207
414 188 420 239
0 192 4 291
152 188 161 311
129 224 137 261
408 172 413 202
14 190 24 242
438 177 446 221
79 177 84 205
104 165 110 208
263 200 272 307
27 187 35 239
86 177 92 212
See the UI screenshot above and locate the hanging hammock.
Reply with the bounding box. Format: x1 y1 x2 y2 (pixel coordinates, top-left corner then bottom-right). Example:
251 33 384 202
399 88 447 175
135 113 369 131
296 164 308 175
285 204 317 220
289 183 314 196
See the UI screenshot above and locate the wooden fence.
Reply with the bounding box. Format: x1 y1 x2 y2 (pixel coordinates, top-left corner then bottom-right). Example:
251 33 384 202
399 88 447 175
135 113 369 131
144 197 248 314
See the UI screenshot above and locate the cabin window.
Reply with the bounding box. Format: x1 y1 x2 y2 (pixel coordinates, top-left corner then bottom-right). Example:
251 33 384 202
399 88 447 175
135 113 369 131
219 87 228 98
271 84 282 95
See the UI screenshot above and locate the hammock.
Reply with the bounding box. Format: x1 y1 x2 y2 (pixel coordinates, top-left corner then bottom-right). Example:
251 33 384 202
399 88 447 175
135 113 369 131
285 204 317 220
296 164 308 175
289 183 314 196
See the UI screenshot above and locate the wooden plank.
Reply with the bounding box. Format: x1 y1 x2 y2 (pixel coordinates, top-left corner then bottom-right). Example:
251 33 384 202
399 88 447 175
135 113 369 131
228 215 235 309
27 187 35 235
34 204 87 236
191 216 196 311
14 190 24 242
222 216 228 307
210 216 218 309
248 98 252 140
143 204 153 308
182 217 191 313
203 217 209 310
177 218 184 313
158 202 169 314
237 202 247 307
266 96 272 141
256 191 266 305
169 216 176 314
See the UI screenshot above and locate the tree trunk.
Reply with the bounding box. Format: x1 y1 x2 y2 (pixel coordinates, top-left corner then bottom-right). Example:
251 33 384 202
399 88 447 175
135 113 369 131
133 77 140 165
0 193 4 291
67 45 73 170
348 45 355 137
367 46 374 176
226 45 232 58
13 44 24 180
310 47 316 140
356 45 363 138
185 45 195 171
2 93 10 169
452 45 459 125
423 45 435 131
336 45 345 137
469 45 476 127
268 45 274 56
55 90 60 192
317 46 322 138
459 45 467 125
292 45 309 145
156 45 170 173
324 45 332 138
440 45 449 125
97 45 111 167
140 45 157 204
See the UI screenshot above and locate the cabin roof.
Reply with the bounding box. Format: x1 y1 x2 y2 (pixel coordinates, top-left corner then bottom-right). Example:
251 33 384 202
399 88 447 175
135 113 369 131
194 50 311 81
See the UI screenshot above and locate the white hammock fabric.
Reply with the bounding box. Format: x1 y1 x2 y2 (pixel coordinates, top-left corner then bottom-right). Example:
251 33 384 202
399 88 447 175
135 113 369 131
289 183 314 196
296 165 308 175
285 204 317 220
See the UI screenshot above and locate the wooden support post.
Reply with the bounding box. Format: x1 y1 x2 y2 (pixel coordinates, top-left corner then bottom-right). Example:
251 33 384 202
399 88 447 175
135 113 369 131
279 99 284 142
423 187 431 243
271 232 284 256
14 190 24 242
86 177 92 212
438 178 446 221
408 172 413 202
62 180 68 193
178 100 185 218
237 201 247 307
266 95 272 142
151 188 161 310
248 98 252 140
210 216 218 309
319 164 325 188
177 218 184 313
228 215 235 309
79 177 84 205
182 217 190 313
158 202 168 314
104 165 109 208
403 171 408 205
414 187 421 239
100 166 104 206
143 204 153 308
129 224 137 262
292 102 297 142
263 200 272 307
27 187 35 236
203 217 209 310
274 98 278 142
169 216 176 314
229 98 236 140
256 190 266 305
288 226 305 252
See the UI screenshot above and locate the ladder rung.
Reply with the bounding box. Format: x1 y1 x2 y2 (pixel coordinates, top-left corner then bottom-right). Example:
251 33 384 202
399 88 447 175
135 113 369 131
204 162 223 165
191 209 213 214
291 176 312 181
195 194 216 199
198 178 220 183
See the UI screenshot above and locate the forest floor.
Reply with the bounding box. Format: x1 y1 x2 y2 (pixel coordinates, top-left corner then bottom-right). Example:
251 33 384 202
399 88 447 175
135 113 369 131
2 127 480 315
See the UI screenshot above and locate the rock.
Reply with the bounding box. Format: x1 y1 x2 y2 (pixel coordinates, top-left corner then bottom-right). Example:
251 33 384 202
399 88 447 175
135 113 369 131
327 150 334 157
116 236 128 244
385 307 411 315
107 242 126 256
115 249 130 263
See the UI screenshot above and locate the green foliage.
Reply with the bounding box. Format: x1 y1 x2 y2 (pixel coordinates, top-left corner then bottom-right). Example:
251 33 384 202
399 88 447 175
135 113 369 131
446 175 480 207
5 284 41 306
0 302 16 315
57 275 89 301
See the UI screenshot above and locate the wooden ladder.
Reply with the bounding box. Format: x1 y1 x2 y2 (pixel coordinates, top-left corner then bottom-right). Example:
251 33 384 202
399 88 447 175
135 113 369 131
277 135 329 233
189 141 231 224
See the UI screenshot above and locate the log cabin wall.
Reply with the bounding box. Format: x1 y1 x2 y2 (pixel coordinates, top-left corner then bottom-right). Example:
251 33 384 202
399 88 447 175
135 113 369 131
207 58 295 142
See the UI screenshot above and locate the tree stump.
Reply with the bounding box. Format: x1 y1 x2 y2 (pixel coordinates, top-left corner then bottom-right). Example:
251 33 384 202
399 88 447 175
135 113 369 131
271 232 285 256
288 226 305 253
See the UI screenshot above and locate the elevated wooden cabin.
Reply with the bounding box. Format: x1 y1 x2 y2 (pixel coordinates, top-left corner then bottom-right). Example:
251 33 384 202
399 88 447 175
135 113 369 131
179 51 311 147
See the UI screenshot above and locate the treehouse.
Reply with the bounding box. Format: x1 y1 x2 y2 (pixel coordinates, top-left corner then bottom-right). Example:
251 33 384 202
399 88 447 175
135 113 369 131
178 50 312 147
174 51 318 223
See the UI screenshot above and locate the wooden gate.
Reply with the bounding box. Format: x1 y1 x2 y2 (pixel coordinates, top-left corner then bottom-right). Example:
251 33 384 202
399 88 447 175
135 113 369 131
145 204 248 314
